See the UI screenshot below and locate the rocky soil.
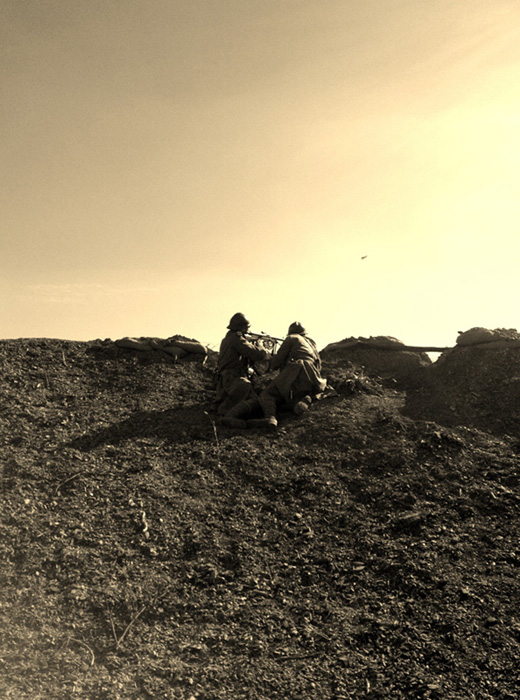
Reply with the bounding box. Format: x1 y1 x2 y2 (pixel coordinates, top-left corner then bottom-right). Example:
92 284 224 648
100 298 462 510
1 338 520 699
403 345 520 440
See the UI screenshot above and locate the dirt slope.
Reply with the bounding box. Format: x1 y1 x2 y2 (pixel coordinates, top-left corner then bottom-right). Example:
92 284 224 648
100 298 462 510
403 345 520 439
1 339 520 700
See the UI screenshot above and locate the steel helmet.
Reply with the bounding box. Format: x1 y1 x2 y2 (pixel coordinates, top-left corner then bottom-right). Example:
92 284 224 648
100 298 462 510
288 321 306 335
227 313 250 331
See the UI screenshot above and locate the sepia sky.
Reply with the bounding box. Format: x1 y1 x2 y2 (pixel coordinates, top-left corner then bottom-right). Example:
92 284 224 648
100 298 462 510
2 0 520 350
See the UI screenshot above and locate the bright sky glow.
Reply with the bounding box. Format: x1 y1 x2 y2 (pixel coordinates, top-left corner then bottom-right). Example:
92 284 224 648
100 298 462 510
2 0 520 350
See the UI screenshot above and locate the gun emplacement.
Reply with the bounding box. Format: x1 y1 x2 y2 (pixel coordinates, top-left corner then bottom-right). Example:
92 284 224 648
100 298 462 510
244 331 284 352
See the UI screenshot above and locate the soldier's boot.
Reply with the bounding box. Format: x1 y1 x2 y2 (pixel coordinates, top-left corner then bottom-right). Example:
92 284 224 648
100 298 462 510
293 395 312 416
247 416 278 431
221 399 258 429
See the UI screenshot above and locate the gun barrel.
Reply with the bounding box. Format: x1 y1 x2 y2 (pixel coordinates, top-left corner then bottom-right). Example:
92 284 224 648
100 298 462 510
246 332 284 343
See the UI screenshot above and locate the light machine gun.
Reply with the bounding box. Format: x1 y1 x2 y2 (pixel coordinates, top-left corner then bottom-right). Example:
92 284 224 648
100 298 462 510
245 331 284 354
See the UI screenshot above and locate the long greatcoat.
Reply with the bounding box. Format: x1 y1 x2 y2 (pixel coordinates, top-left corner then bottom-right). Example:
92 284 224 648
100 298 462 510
216 330 267 413
263 333 326 405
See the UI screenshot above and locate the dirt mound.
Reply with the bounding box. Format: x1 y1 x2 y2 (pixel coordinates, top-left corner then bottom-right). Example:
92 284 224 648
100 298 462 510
404 344 520 439
2 339 520 699
322 336 431 389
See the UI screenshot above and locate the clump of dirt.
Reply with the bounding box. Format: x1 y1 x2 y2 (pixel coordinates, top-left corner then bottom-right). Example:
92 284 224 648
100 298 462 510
403 345 520 439
2 338 520 700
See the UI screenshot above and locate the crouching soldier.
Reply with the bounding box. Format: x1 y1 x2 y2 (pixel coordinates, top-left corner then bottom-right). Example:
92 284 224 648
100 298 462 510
216 313 269 427
248 322 327 430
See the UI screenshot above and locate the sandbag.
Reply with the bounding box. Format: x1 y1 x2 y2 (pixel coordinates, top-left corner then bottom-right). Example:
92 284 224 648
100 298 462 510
321 338 359 353
160 345 187 358
115 338 153 351
169 339 207 355
115 336 205 357
456 327 520 346
323 336 405 353
361 336 405 348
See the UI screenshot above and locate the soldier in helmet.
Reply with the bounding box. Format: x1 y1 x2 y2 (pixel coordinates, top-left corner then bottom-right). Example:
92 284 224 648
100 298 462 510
216 313 269 426
248 321 327 430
